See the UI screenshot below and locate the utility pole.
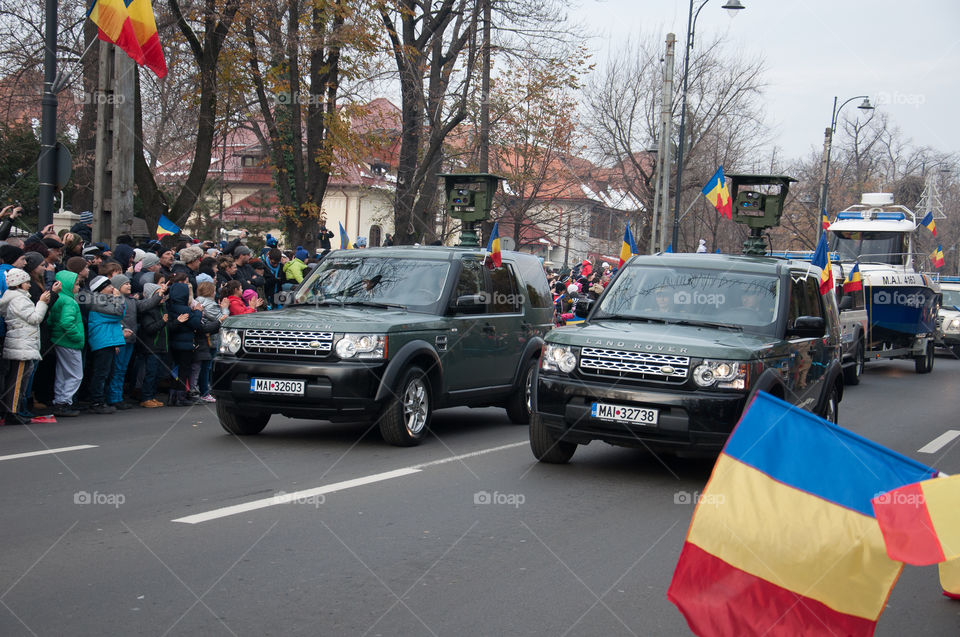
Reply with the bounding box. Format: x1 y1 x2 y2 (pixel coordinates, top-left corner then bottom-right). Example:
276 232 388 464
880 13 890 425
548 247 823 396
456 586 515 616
479 0 491 173
37 0 58 229
656 33 675 253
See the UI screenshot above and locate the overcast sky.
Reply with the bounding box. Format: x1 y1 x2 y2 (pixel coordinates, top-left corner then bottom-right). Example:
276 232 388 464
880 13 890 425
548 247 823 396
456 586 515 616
569 0 960 164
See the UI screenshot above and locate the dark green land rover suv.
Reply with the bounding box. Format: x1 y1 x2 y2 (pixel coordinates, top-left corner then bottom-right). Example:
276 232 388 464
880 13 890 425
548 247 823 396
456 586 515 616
213 246 554 446
531 254 844 463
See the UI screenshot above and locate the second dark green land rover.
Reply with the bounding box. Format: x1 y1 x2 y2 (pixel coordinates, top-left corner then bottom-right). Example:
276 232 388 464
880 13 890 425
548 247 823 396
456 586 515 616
213 246 554 446
531 254 844 463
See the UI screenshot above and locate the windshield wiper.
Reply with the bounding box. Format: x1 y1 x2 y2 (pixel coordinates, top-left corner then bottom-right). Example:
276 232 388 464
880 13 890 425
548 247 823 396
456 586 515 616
670 319 743 331
341 300 407 310
595 315 672 324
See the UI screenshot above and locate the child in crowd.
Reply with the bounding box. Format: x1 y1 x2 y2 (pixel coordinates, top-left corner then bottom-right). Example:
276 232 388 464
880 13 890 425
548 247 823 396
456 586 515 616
85 275 126 414
224 281 260 315
138 281 172 408
192 281 229 402
48 270 84 417
107 274 163 409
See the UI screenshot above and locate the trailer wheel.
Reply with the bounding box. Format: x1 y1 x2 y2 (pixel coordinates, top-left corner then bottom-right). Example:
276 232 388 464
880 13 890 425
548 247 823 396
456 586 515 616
843 338 864 386
915 340 935 374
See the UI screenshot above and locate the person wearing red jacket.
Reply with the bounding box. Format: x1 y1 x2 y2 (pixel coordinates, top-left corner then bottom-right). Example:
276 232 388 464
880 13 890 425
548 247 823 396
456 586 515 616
223 280 262 315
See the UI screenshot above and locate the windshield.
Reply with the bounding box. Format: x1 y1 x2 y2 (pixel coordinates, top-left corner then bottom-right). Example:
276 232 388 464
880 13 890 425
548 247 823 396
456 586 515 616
294 256 450 311
594 265 780 333
942 289 960 307
829 231 905 265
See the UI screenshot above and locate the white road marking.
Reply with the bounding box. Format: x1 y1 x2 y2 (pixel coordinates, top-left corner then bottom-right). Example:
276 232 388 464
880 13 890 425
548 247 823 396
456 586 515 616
173 440 529 525
918 430 960 454
0 445 98 462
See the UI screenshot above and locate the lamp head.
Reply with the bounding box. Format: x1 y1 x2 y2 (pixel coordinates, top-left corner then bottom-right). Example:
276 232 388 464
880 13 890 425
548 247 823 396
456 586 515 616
722 0 746 17
858 97 875 111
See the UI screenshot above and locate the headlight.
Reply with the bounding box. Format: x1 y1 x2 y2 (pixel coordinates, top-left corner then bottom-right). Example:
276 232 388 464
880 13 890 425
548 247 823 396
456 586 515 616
693 360 747 389
335 334 387 359
220 329 242 355
947 318 960 332
541 343 578 374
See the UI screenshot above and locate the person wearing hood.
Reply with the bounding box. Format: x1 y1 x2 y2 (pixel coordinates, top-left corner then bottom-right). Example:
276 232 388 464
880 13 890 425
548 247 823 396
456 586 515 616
137 281 171 408
0 269 55 424
106 274 163 410
70 211 94 243
112 235 135 270
696 238 708 253
48 270 85 416
283 247 309 286
85 275 126 414
166 278 204 406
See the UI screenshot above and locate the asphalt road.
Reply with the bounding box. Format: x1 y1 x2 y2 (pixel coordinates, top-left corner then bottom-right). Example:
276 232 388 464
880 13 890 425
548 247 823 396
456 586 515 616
2 356 959 636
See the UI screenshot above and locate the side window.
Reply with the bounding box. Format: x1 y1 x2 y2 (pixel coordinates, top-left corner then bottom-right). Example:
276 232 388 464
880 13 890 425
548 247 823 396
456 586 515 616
515 257 553 308
488 264 521 313
788 275 821 326
454 259 485 313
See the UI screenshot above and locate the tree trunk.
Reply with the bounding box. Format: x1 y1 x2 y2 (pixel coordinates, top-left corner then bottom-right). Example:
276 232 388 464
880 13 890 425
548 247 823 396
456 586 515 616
72 21 99 215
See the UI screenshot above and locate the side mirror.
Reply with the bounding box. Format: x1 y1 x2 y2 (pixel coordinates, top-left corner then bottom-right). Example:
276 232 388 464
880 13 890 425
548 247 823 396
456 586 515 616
454 294 486 313
574 298 594 319
788 315 825 338
838 295 853 311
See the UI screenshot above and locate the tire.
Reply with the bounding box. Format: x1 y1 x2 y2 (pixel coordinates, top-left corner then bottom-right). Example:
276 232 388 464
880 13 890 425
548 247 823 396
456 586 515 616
377 366 432 447
217 401 270 435
843 338 864 386
505 358 537 425
529 412 576 464
821 383 840 424
915 340 935 374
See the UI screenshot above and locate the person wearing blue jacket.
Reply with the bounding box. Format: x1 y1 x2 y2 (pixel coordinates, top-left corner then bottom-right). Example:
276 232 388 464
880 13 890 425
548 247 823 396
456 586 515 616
85 275 126 414
166 276 204 406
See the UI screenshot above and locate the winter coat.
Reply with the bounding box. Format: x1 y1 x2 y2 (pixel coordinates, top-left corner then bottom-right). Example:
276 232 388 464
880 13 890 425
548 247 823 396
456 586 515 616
87 291 126 351
69 222 92 243
227 295 256 315
119 289 163 344
194 295 225 359
171 262 198 293
112 243 135 270
283 258 308 284
138 282 168 354
166 282 203 351
49 270 84 349
0 287 48 360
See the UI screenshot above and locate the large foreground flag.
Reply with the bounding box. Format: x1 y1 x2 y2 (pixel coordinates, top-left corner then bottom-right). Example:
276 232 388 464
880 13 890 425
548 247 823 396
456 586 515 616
871 474 960 566
618 222 637 267
920 211 937 236
486 222 502 268
127 0 167 78
668 392 936 637
155 214 179 239
338 222 352 249
811 232 835 294
701 167 732 220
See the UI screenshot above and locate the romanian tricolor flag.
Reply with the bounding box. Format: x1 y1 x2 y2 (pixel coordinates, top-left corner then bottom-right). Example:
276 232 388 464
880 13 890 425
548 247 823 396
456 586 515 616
843 262 863 293
668 392 937 637
156 214 179 239
618 222 637 268
88 0 144 67
338 222 352 249
821 210 831 231
872 474 960 566
701 166 732 220
930 244 945 268
127 0 167 78
811 232 834 294
486 221 502 268
921 211 937 236
941 558 960 600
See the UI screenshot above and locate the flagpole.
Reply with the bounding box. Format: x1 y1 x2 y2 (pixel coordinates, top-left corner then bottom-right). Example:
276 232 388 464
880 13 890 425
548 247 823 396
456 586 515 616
37 0 59 229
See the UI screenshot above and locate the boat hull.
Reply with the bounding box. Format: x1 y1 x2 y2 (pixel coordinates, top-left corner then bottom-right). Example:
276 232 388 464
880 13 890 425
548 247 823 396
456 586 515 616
865 283 939 343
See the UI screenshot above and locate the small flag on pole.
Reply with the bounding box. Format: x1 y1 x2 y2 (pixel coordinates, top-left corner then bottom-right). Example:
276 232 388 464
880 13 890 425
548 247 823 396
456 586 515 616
339 222 352 249
930 245 945 268
701 167 732 220
920 211 937 236
821 210 831 231
618 222 638 268
156 214 180 239
843 262 863 293
811 233 834 294
486 222 502 268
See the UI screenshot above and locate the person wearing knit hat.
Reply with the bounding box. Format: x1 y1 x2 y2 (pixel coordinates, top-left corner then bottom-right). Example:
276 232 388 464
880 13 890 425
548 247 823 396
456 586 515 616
110 274 130 290
89 275 111 293
173 245 203 292
79 211 93 225
0 244 24 265
140 252 160 269
283 247 310 285
22 252 45 275
133 248 146 263
0 268 54 424
70 211 94 243
178 245 204 265
65 256 89 280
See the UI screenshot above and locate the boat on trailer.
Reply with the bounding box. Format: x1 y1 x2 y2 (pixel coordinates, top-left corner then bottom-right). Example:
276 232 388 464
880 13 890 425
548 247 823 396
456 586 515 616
827 193 939 372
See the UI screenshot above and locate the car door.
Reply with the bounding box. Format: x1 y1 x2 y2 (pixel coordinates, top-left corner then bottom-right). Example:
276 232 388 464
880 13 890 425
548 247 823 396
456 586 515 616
445 257 498 391
786 274 830 410
482 262 525 387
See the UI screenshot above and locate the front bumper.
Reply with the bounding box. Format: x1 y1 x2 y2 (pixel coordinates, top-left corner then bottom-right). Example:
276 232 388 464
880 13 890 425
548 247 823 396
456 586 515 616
212 356 387 420
535 373 747 452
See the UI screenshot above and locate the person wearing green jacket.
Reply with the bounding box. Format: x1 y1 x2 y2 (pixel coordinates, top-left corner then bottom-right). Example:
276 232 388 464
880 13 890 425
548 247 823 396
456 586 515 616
282 247 310 286
48 270 84 417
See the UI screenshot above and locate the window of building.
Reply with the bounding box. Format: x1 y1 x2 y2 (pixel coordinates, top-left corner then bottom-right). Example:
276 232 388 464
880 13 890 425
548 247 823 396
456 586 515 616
369 225 382 247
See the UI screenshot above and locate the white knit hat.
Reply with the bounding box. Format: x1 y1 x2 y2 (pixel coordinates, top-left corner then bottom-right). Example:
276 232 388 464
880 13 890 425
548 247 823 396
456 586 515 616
5 268 29 288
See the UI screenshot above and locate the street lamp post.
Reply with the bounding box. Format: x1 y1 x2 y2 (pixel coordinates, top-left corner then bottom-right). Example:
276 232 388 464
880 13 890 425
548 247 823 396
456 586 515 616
671 0 745 251
818 95 874 234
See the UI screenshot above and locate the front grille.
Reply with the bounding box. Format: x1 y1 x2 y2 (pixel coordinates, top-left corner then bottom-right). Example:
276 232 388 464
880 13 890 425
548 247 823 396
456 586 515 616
579 347 689 383
242 330 334 356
